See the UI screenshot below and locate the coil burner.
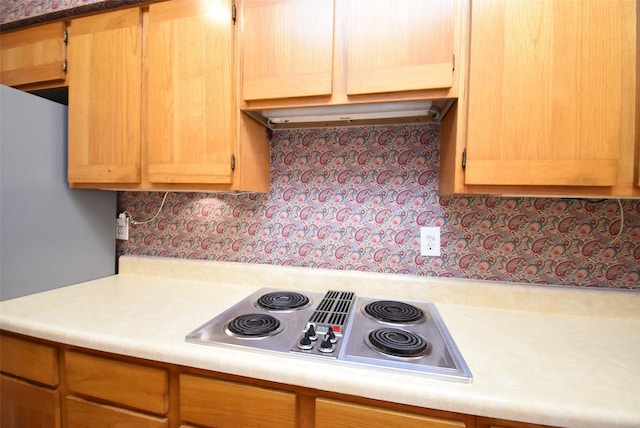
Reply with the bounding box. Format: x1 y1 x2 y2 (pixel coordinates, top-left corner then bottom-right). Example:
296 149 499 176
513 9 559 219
256 291 310 311
226 313 282 338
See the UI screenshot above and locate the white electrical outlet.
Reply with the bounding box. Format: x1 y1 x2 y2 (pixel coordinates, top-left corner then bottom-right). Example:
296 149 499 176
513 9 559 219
420 226 441 256
116 214 130 240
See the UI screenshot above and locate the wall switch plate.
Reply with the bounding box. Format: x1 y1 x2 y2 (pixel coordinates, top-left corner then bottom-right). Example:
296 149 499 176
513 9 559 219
420 226 440 256
116 215 130 240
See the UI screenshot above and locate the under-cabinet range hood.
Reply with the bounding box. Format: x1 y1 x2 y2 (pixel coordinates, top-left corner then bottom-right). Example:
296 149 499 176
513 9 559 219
244 99 455 130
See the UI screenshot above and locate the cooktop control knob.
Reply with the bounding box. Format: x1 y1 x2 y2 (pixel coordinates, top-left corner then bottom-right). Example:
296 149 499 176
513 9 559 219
319 334 336 353
326 329 337 343
306 324 318 340
298 331 313 350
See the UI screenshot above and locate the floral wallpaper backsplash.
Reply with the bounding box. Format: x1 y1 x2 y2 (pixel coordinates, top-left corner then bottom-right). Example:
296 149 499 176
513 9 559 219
1 0 101 23
118 124 640 289
1 0 150 27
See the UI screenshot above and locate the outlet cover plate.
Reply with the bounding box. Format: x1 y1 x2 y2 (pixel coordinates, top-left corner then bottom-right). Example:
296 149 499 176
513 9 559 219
420 226 440 256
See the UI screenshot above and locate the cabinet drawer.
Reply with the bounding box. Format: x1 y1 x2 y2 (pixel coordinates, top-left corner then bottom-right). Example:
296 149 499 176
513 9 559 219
0 333 59 386
65 351 168 415
65 396 168 428
316 398 469 428
0 21 66 87
1 374 60 428
180 374 296 428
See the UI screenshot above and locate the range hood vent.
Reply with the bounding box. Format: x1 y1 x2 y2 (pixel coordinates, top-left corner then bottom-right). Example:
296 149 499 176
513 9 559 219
244 100 454 130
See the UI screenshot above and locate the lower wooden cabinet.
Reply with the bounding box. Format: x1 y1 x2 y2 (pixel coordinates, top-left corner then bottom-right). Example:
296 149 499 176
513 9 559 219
0 333 60 428
179 373 296 428
316 397 474 428
0 375 61 428
0 331 558 428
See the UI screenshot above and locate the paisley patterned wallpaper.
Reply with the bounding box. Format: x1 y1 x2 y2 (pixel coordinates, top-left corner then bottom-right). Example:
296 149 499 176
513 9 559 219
1 0 148 28
117 124 640 289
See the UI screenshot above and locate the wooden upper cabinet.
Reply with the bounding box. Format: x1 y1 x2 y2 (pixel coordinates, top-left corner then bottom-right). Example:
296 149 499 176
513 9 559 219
67 8 142 185
464 0 636 188
0 22 67 89
346 0 455 95
239 0 458 105
240 0 334 101
146 0 235 185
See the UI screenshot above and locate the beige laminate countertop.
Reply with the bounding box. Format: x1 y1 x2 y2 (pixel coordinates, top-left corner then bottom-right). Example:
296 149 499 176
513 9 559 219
1 255 639 427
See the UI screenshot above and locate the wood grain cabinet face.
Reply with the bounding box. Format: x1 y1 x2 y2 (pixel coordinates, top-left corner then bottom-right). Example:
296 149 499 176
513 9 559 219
66 8 143 185
1 375 61 428
179 373 296 428
65 0 269 191
315 398 473 428
0 22 67 89
476 416 558 428
240 0 334 101
345 0 455 95
64 396 168 428
239 0 456 103
0 333 59 386
146 0 235 185
0 334 61 428
64 350 169 415
462 0 637 190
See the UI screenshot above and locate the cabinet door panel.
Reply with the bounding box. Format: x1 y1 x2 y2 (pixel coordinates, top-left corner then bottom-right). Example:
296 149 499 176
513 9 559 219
465 0 635 187
0 22 66 87
346 0 455 95
67 8 142 184
316 398 468 428
65 396 168 428
180 374 296 428
147 0 234 184
241 0 334 101
1 375 60 428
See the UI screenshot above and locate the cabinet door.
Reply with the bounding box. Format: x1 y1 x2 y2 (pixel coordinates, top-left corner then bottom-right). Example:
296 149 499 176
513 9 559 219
1 375 60 428
0 22 66 88
67 8 142 184
464 0 635 187
180 374 296 428
147 0 235 184
346 0 455 95
316 398 471 428
240 0 334 101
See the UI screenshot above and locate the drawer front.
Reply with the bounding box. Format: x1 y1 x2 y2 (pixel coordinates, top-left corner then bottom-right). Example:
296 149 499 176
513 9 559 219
180 374 296 428
1 374 60 428
0 21 66 87
0 333 59 386
65 396 168 428
316 398 468 428
65 351 168 415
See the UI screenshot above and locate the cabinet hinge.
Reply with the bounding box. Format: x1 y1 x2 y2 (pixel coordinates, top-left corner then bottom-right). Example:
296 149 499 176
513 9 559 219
63 59 67 72
461 148 466 170
452 54 455 71
231 153 236 171
232 4 237 24
63 30 68 44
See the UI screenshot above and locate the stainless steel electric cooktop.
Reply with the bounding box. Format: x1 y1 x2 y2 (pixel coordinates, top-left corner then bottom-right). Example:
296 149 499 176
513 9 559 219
186 288 472 383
